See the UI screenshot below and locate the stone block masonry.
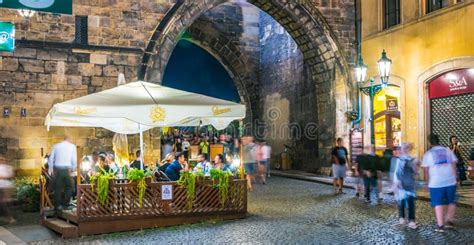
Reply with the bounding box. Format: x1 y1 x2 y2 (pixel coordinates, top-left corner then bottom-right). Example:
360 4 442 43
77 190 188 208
0 46 146 174
0 0 355 174
0 1 173 174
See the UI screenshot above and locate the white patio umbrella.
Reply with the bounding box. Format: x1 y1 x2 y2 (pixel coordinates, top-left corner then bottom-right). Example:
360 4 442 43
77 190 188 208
45 81 246 169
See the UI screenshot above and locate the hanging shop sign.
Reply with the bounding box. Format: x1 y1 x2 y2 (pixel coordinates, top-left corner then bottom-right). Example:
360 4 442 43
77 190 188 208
386 99 398 111
429 69 474 99
0 0 72 15
0 22 14 52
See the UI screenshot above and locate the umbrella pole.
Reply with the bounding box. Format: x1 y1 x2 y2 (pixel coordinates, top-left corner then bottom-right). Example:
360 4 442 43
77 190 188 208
239 120 244 180
139 124 144 170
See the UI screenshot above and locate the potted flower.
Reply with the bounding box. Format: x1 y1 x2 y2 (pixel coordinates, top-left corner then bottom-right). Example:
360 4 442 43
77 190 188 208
15 178 40 212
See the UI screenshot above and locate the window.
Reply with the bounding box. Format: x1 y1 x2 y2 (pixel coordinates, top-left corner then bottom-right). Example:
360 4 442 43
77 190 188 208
383 0 400 29
426 0 449 14
74 16 88 45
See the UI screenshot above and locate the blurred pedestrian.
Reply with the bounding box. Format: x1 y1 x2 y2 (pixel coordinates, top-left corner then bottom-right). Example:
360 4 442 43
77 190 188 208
224 154 237 174
356 145 379 203
48 136 77 213
242 136 256 191
0 157 15 224
393 143 418 229
219 134 232 159
353 157 364 199
377 148 394 200
449 136 467 186
232 138 240 158
422 134 458 233
256 141 266 184
262 141 272 178
331 138 349 194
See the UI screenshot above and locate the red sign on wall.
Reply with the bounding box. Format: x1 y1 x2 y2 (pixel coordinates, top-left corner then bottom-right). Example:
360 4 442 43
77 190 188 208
429 69 474 99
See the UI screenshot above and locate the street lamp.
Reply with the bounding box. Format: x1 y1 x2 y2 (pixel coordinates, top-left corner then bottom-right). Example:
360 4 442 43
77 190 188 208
355 50 392 151
355 55 368 83
377 49 392 86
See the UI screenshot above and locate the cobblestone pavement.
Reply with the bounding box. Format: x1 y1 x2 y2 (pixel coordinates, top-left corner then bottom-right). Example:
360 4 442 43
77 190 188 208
35 177 474 244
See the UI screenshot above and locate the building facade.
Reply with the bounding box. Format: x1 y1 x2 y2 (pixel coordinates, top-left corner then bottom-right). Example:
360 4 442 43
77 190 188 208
0 0 357 175
359 0 473 159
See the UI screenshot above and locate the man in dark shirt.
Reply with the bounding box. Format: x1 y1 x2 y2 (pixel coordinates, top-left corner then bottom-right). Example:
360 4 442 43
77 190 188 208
165 152 189 181
331 138 349 194
130 150 143 169
356 145 379 203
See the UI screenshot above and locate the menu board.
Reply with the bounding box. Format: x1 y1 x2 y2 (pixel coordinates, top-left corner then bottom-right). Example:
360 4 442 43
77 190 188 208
350 129 364 168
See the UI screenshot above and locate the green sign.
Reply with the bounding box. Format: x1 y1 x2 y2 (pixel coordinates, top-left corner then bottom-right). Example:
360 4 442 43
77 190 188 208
0 22 15 52
0 0 72 15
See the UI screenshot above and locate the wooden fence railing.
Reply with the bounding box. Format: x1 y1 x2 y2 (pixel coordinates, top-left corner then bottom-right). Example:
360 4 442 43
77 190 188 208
76 179 247 222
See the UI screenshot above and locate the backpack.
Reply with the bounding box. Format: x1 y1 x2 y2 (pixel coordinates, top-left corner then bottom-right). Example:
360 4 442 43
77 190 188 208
397 157 416 191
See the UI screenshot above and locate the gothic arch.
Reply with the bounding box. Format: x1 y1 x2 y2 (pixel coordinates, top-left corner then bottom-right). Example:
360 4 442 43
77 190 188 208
140 0 354 163
179 36 256 124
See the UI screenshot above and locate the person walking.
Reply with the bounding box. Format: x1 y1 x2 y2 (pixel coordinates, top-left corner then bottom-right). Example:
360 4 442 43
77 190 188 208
242 136 256 191
0 157 15 224
48 136 77 213
377 148 393 200
331 138 349 194
393 143 418 229
422 134 458 233
255 141 267 184
262 141 272 178
356 145 379 203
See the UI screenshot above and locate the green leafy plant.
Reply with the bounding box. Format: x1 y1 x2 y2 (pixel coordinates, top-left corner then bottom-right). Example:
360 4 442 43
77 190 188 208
89 171 115 206
127 168 151 207
177 171 196 210
194 168 205 182
15 178 40 212
210 169 234 208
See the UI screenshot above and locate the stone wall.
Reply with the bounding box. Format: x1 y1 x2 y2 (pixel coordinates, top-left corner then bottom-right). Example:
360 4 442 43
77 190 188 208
0 0 355 174
0 1 170 175
0 0 170 47
143 0 356 169
184 1 261 124
177 2 353 170
258 11 314 170
0 45 163 175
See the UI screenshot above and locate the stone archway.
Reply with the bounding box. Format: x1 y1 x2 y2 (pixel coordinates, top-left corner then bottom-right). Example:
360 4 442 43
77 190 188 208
141 0 354 166
180 35 256 125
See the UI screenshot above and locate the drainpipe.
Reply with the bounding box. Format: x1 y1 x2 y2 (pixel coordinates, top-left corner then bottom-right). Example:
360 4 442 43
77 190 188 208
352 0 362 126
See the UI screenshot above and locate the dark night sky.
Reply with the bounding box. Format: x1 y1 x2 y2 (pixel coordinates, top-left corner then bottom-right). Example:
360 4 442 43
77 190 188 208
162 39 241 103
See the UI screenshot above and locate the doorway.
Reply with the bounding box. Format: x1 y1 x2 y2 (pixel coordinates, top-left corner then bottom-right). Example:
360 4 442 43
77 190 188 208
373 85 401 155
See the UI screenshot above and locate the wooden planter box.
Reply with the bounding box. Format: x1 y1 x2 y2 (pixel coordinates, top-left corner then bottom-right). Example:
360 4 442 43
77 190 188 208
41 177 247 238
